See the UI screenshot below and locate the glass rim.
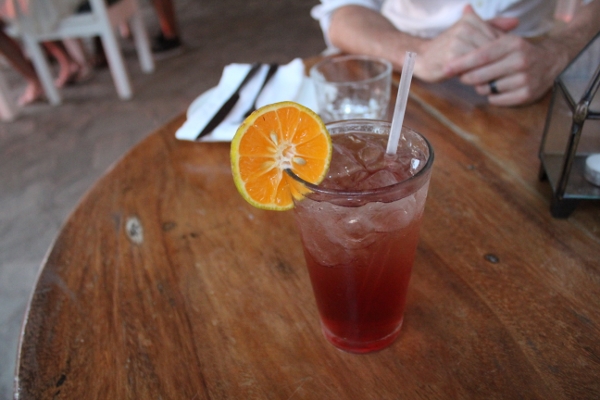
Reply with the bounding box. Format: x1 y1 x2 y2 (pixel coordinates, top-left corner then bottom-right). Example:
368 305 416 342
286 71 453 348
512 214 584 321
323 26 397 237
309 55 393 86
286 119 435 197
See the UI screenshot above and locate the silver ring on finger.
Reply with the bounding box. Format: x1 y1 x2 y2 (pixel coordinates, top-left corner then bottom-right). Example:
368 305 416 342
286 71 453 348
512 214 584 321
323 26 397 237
489 80 500 94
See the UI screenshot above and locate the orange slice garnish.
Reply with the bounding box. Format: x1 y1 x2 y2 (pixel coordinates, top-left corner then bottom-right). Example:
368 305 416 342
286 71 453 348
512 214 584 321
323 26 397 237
230 101 332 210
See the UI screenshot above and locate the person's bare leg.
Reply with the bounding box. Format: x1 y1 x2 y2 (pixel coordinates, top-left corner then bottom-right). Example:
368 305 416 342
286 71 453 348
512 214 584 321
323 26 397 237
91 36 107 69
62 39 93 82
0 29 44 105
150 0 182 55
153 0 179 39
43 41 79 88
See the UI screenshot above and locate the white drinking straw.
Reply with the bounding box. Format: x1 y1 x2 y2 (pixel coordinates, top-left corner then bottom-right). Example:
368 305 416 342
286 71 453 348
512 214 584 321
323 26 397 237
386 51 417 155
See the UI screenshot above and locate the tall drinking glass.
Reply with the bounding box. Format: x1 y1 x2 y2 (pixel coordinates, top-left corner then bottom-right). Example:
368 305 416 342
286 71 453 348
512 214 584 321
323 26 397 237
291 119 434 353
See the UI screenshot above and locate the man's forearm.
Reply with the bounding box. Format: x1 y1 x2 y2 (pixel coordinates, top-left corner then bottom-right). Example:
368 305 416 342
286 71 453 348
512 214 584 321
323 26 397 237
328 5 423 70
544 0 600 69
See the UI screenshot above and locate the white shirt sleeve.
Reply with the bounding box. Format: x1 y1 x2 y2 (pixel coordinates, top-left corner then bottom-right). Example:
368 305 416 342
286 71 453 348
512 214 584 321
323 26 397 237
381 0 558 39
311 0 589 50
311 0 385 51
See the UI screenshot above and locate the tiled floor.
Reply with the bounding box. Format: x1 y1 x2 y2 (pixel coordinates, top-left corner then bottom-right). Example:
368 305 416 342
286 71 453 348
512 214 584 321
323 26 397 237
0 0 324 396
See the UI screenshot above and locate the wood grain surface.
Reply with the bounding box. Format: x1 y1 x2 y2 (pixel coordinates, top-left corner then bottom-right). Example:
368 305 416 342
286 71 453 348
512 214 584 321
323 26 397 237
14 68 600 399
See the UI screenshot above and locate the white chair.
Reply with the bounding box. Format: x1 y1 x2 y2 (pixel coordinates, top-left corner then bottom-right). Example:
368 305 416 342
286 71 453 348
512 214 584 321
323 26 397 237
13 0 154 105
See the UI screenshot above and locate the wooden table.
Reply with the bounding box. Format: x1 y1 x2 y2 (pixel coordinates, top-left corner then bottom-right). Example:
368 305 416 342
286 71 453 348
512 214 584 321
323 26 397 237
14 63 600 399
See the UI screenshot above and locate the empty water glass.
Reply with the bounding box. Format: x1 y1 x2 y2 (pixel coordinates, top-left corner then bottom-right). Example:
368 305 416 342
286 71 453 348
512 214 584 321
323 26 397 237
310 55 392 123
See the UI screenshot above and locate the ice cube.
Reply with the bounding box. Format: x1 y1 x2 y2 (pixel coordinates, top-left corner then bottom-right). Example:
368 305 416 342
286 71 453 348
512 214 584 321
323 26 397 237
376 196 418 231
332 142 360 173
358 141 386 172
295 201 370 266
357 169 398 190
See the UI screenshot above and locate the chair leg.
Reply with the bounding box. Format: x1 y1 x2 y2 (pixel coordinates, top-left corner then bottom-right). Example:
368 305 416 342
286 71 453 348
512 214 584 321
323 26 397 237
100 31 132 99
130 12 154 73
0 71 16 121
22 37 61 105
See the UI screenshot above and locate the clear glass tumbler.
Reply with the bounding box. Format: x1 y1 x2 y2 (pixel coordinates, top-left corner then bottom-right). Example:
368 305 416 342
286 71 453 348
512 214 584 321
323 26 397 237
310 55 392 123
291 119 434 353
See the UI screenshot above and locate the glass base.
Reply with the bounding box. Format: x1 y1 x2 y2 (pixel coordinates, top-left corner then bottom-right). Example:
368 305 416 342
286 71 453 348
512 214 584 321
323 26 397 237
321 318 404 354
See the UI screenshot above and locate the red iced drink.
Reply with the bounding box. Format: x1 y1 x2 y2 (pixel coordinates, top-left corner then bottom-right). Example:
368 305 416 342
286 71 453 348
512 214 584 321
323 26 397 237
292 120 433 353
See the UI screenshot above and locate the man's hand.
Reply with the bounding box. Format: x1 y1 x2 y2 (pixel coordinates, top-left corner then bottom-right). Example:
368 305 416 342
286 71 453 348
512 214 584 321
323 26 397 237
444 34 569 106
444 0 600 107
414 5 518 82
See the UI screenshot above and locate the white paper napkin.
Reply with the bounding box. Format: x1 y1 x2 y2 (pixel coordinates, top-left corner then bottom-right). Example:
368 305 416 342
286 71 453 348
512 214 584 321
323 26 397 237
176 58 318 142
